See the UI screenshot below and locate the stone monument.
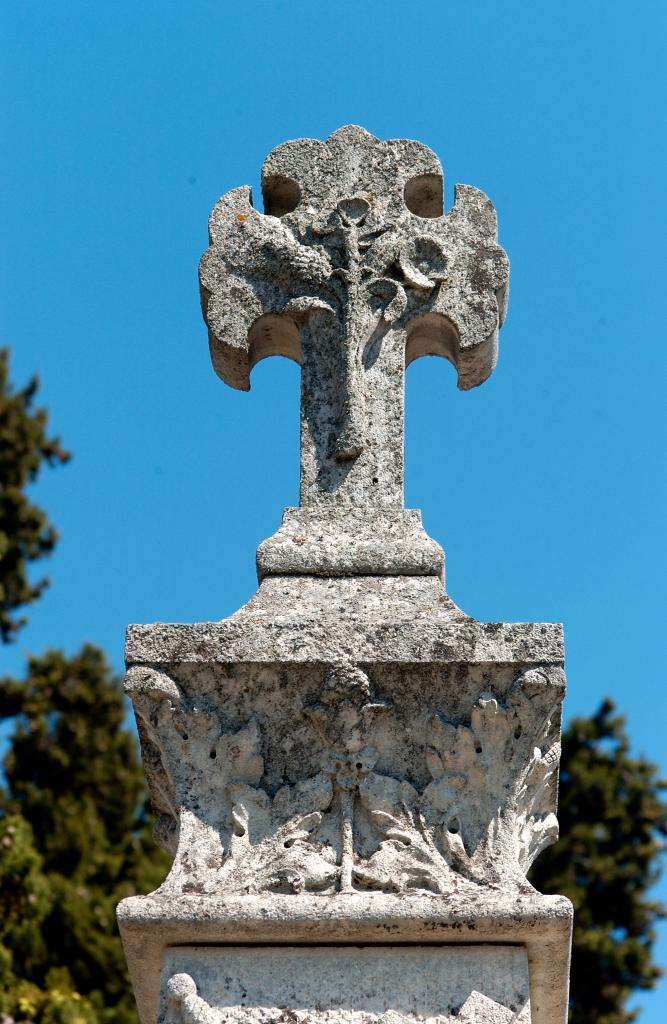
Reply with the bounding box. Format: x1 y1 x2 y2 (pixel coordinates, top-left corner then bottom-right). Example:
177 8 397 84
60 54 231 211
118 126 572 1024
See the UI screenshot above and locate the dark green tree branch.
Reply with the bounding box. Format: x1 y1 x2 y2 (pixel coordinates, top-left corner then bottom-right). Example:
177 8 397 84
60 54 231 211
530 700 667 1024
0 347 69 643
0 647 171 1024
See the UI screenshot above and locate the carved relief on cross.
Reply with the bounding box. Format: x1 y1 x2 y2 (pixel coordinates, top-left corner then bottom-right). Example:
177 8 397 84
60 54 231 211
200 126 509 508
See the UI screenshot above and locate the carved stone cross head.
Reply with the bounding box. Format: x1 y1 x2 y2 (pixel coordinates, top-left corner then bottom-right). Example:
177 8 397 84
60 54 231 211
200 126 509 508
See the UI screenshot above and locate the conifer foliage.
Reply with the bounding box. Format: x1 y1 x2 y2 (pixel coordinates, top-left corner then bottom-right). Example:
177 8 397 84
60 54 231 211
0 649 170 1024
0 348 69 642
0 349 169 1022
531 701 667 1023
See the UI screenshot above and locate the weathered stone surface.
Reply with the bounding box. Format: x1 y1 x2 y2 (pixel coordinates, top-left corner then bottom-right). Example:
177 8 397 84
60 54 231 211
125 661 563 897
199 124 508 523
159 947 531 1024
118 126 570 1024
256 508 444 579
125 576 563 665
119 894 571 1024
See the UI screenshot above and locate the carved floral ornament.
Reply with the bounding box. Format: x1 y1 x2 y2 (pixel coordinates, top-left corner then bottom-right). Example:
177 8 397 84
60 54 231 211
125 663 563 898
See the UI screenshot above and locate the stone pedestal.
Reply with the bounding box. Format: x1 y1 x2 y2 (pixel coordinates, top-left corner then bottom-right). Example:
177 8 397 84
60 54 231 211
119 576 571 1024
118 127 571 1024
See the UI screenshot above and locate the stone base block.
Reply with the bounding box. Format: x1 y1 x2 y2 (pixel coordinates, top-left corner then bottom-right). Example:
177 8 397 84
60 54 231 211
118 891 571 1024
160 946 531 1024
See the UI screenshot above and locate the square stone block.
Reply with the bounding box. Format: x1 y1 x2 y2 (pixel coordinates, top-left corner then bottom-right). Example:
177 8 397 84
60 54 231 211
159 946 531 1024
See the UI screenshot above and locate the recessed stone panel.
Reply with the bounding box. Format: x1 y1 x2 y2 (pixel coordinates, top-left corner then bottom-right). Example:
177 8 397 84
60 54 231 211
159 946 531 1024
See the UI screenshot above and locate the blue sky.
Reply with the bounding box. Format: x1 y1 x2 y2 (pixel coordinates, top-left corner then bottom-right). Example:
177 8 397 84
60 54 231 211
1 1 665 1018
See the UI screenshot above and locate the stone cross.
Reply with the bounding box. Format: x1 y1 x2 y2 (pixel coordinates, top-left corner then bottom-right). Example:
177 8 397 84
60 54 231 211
200 125 509 508
119 128 571 1024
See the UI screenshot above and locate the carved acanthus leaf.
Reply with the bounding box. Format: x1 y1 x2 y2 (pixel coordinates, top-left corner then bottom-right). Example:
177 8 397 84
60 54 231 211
127 665 563 897
421 670 562 887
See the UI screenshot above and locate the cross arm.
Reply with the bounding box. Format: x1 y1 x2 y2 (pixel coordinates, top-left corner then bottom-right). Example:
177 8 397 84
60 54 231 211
199 186 333 391
418 183 509 389
362 181 509 391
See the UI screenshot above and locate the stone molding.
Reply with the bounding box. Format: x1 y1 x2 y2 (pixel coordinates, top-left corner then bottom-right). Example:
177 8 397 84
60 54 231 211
256 508 444 580
117 897 571 1024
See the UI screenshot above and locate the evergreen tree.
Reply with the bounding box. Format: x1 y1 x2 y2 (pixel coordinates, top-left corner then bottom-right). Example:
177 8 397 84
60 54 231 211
0 347 69 643
0 648 170 1024
0 349 169 1022
0 813 97 1024
531 700 667 1024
